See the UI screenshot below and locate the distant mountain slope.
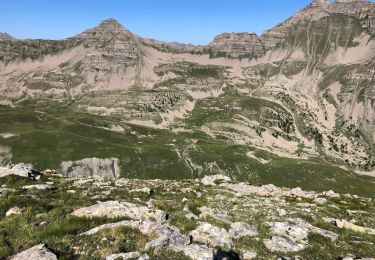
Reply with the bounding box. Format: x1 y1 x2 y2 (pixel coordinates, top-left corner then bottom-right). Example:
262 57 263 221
0 32 15 41
0 0 374 176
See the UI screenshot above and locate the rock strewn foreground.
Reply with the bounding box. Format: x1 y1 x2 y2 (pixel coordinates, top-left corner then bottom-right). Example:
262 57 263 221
0 173 375 259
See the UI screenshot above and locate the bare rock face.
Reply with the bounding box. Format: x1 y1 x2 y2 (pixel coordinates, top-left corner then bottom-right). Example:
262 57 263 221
209 32 264 58
60 157 120 180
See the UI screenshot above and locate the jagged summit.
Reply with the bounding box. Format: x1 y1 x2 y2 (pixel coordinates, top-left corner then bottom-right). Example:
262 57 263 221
93 18 129 33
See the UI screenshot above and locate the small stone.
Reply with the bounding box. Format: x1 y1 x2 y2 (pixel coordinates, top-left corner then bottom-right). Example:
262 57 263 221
38 221 48 226
105 252 140 260
67 190 77 194
115 178 128 187
201 174 231 186
242 251 257 260
138 253 150 260
130 187 152 194
5 206 22 217
313 197 327 204
324 190 340 198
277 208 287 216
185 212 198 220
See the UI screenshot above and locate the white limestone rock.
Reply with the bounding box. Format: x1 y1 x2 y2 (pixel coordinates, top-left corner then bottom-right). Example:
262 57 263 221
242 251 257 260
264 236 306 252
229 222 258 239
190 222 233 248
10 244 57 260
201 174 231 186
5 206 22 217
72 201 167 222
105 252 140 260
22 183 54 190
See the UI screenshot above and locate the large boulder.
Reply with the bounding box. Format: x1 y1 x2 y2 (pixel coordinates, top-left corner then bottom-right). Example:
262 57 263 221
60 157 120 180
10 244 57 260
190 222 233 248
229 222 258 238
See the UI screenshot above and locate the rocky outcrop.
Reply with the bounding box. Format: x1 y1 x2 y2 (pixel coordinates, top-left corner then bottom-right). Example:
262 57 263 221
60 157 120 180
83 220 214 260
208 33 264 58
10 244 57 260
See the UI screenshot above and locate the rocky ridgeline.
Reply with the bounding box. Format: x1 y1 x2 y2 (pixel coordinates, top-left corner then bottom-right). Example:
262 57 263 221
208 0 374 58
0 1 373 62
1 169 375 259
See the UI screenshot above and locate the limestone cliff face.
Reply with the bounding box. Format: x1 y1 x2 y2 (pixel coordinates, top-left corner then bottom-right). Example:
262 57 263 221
208 33 264 58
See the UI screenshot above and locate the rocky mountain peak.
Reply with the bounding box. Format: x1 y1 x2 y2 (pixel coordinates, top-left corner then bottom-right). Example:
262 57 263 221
0 32 16 41
95 18 125 31
68 18 144 73
72 18 140 48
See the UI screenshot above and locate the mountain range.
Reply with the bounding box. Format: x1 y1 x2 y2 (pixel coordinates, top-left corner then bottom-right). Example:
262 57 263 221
0 0 374 185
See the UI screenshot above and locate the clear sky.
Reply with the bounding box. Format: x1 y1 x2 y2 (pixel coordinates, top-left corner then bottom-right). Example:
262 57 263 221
1 0 321 44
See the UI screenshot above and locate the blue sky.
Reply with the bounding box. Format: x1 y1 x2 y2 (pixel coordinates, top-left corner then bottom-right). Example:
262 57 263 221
1 0 320 44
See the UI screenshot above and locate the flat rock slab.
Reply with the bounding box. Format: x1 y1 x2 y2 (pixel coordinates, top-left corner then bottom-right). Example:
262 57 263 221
5 206 22 217
229 222 258 238
264 236 306 253
105 252 140 260
72 200 167 221
10 244 57 260
22 184 54 190
336 219 375 235
190 222 233 248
